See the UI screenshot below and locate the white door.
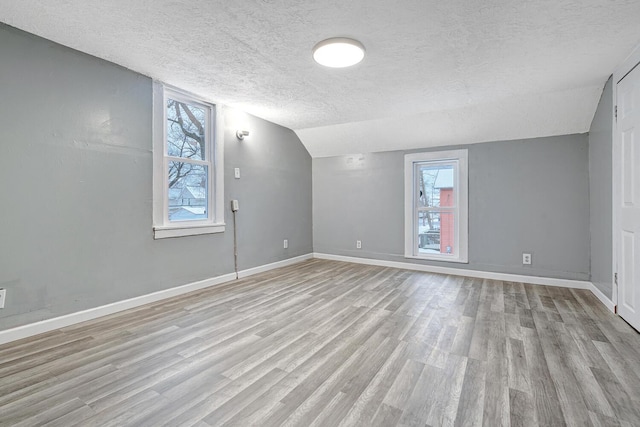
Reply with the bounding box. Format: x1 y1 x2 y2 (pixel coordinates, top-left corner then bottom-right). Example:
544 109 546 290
616 63 640 330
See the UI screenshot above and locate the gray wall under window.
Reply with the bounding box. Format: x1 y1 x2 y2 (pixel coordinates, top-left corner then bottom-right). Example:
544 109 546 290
313 134 591 281
589 77 614 298
0 24 312 330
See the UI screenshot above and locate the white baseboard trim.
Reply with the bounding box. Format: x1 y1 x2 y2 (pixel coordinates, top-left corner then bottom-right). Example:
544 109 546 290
1 252 614 345
238 254 313 279
0 253 313 346
313 253 593 289
589 282 616 313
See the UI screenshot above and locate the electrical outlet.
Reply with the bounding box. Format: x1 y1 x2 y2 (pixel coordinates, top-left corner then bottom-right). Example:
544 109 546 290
522 253 532 265
356 240 362 249
0 289 6 309
283 239 288 249
234 168 240 179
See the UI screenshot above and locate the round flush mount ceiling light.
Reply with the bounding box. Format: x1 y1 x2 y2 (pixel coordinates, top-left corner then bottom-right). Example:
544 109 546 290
312 38 365 68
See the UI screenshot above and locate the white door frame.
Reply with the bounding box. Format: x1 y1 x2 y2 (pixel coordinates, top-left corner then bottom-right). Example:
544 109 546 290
612 43 640 309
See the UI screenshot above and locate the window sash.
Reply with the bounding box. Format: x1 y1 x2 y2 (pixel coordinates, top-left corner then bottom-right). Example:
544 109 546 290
166 160 209 221
413 208 458 257
165 96 210 161
414 160 458 209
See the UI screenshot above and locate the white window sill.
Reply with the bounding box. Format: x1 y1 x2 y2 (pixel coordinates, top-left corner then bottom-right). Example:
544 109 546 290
153 223 225 239
404 254 468 264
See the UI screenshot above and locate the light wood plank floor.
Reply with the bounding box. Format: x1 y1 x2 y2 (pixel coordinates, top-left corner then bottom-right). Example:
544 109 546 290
1 259 640 426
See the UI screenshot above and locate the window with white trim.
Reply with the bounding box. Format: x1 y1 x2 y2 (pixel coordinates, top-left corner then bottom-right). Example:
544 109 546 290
152 83 225 239
404 149 468 263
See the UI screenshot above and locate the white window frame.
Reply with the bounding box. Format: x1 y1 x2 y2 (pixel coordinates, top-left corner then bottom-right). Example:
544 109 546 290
404 149 468 263
152 82 225 239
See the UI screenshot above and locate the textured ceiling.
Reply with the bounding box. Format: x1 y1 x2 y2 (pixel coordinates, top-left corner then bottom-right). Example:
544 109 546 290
1 0 640 157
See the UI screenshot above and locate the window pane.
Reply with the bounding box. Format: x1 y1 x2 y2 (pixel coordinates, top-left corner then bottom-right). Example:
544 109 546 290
417 210 455 255
417 164 455 208
166 99 206 160
168 161 208 221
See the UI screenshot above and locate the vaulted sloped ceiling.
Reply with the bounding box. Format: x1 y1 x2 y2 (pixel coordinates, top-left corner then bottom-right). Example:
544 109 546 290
1 0 640 157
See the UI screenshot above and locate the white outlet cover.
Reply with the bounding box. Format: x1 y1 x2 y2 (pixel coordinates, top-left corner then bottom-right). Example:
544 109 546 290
0 289 5 308
234 168 240 179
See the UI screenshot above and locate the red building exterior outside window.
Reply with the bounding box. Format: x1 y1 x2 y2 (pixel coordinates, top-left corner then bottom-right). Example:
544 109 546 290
439 188 454 254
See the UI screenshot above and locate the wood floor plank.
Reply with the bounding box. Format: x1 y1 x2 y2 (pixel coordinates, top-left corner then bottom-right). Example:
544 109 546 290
337 341 410 426
12 397 88 427
593 340 640 396
521 325 567 426
507 337 530 393
454 358 486 427
1 259 639 426
425 353 468 427
591 367 640 425
382 359 425 411
509 387 537 427
482 312 510 427
555 326 615 417
370 403 403 426
202 368 288 426
533 319 591 427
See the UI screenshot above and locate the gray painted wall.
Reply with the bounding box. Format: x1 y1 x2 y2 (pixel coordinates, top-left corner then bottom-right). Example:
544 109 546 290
589 77 614 298
0 24 312 330
313 134 591 280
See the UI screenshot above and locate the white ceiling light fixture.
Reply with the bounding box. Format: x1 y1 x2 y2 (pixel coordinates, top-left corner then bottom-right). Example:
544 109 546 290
313 37 365 68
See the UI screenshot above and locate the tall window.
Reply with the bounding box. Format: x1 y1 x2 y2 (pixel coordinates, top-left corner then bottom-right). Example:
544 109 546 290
153 84 224 239
404 150 468 263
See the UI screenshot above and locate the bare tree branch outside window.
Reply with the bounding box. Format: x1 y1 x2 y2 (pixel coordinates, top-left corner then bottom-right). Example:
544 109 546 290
166 99 209 221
